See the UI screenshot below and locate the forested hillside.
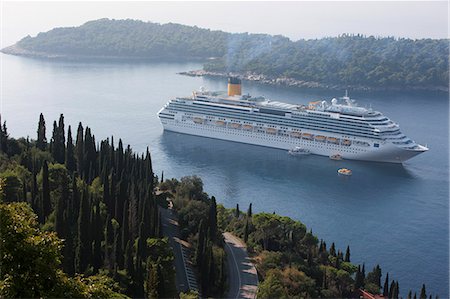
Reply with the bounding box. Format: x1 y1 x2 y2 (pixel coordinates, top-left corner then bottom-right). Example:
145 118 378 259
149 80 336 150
2 18 448 91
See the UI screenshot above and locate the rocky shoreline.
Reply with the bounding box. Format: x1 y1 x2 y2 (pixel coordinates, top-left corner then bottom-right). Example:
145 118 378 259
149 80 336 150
179 69 449 92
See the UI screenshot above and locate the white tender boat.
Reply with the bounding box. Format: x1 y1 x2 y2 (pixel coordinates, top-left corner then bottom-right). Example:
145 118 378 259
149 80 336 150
288 147 311 156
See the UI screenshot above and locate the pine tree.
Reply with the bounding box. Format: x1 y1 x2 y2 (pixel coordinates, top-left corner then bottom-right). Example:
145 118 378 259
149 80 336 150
41 161 51 222
160 171 164 183
383 272 389 297
389 279 395 298
247 202 252 218
344 245 350 262
65 125 76 171
37 113 47 150
235 203 240 218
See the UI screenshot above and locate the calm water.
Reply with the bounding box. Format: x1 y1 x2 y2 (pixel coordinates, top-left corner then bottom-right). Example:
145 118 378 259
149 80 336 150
1 54 448 297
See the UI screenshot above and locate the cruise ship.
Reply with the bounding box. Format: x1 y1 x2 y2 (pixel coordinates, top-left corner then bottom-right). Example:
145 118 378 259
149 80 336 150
157 78 428 163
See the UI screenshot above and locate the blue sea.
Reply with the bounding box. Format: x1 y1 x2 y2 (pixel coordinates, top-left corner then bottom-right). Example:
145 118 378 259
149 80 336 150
1 54 448 297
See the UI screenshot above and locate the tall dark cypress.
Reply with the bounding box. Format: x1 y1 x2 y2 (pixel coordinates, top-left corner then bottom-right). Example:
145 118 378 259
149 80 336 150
65 125 76 172
329 242 336 257
41 161 51 222
92 200 102 273
37 113 47 150
344 245 350 262
209 196 217 243
124 240 133 277
195 220 205 268
75 189 90 273
75 122 84 176
247 202 252 218
420 284 427 299
235 203 240 218
383 272 389 297
244 218 249 243
58 114 66 164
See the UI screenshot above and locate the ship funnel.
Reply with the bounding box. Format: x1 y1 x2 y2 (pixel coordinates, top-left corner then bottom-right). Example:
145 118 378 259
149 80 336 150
228 77 242 96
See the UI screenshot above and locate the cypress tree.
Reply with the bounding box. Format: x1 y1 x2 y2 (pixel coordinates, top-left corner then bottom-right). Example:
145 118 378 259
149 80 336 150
75 122 84 176
75 189 90 273
65 125 76 172
407 290 412 299
344 245 350 262
389 279 395 298
209 196 217 243
0 119 8 153
247 202 252 218
104 215 114 270
92 200 102 273
383 272 389 297
58 114 66 164
235 203 240 218
329 242 336 257
41 161 51 222
420 284 426 299
195 220 205 267
37 113 47 150
244 218 249 243
414 292 417 299
124 240 133 277
394 281 399 299
160 171 164 183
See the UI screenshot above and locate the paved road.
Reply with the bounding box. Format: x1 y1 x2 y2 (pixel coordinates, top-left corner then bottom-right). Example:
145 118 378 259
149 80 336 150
160 207 199 294
224 232 258 299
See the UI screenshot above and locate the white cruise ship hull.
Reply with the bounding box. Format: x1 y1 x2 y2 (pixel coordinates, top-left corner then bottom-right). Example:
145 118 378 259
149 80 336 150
159 118 424 163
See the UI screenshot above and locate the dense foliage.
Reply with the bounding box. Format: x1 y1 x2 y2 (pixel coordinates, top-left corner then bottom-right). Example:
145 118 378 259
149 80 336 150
217 204 438 299
9 18 448 90
0 113 176 298
159 176 226 297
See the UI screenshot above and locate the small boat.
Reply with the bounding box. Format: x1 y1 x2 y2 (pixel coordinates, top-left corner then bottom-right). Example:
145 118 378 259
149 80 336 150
230 123 241 129
302 133 313 140
193 117 204 124
330 154 343 161
315 135 326 142
290 131 302 138
338 168 352 176
288 147 311 156
266 128 277 134
243 124 253 130
327 137 339 144
215 120 226 126
342 139 352 146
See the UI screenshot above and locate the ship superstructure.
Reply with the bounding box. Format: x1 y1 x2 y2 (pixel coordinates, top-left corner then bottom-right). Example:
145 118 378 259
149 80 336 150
158 78 428 163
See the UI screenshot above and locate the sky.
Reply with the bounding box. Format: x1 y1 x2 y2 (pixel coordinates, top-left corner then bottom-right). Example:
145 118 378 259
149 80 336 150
1 1 448 47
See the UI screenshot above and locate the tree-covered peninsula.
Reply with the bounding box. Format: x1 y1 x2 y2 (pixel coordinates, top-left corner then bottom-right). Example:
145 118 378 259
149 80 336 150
2 18 448 91
0 114 439 298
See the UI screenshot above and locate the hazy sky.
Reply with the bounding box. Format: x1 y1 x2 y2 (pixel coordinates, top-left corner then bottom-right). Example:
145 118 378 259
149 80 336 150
1 1 448 47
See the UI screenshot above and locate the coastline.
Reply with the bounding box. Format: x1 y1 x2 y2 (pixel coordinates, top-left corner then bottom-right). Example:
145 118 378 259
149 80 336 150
179 69 449 92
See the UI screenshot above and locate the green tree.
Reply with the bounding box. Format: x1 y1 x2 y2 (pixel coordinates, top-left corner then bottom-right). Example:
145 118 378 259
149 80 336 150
41 160 51 222
420 284 427 299
65 125 76 172
257 269 289 299
37 113 47 151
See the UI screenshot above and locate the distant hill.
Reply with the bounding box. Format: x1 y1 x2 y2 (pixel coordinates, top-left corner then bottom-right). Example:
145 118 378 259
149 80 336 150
2 18 448 91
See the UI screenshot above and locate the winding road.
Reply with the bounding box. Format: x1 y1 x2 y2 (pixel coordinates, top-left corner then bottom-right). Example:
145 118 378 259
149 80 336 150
224 232 259 299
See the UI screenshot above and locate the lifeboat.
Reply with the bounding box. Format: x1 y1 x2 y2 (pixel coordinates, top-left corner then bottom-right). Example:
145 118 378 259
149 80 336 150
266 128 277 134
337 168 352 176
243 124 253 130
290 132 302 138
342 139 352 146
302 133 313 140
327 137 339 144
330 154 343 161
230 123 241 129
193 117 203 124
215 120 226 126
315 135 326 142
